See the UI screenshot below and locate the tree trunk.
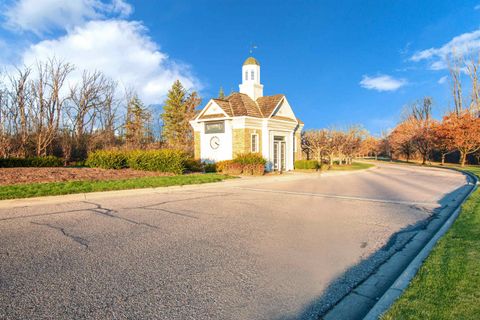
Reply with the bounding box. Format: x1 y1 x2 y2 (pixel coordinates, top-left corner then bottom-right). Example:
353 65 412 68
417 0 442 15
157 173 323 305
441 153 445 166
460 151 467 167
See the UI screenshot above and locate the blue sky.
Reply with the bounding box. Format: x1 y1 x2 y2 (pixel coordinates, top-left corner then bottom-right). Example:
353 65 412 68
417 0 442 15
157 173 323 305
1 0 480 135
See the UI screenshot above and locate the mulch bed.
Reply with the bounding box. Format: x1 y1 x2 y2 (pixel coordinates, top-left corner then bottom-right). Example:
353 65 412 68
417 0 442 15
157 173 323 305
0 167 171 186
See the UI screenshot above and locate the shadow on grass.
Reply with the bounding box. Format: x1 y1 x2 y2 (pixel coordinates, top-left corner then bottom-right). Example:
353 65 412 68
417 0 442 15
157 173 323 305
274 178 473 320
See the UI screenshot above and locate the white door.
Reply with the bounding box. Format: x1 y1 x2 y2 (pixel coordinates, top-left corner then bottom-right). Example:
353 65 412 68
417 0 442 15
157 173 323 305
273 136 286 171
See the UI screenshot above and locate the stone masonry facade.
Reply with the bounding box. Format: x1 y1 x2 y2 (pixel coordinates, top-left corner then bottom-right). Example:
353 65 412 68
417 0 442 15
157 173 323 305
232 128 262 156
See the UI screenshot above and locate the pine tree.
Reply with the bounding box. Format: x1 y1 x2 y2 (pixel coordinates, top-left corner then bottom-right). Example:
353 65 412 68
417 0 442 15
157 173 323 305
161 80 201 152
218 87 225 99
125 96 151 149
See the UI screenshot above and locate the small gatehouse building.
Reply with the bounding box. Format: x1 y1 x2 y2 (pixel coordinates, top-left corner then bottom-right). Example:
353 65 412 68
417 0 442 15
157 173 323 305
190 57 303 171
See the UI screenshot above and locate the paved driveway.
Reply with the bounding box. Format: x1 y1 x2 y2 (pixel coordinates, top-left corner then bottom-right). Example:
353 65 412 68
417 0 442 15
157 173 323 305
0 164 471 319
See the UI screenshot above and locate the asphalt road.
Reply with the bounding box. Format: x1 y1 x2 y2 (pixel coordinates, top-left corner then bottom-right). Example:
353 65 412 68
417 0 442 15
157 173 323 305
0 163 471 320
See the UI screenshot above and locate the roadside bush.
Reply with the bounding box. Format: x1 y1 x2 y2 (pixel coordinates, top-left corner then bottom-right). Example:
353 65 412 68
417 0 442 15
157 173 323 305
204 163 217 173
184 159 204 172
86 149 186 174
126 150 186 174
223 162 243 175
86 150 127 169
294 160 320 170
233 152 267 165
216 153 267 175
242 163 265 175
0 156 63 168
216 160 233 172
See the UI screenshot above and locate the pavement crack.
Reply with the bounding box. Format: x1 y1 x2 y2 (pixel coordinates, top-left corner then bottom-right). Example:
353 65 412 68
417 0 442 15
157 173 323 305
126 193 231 210
139 207 199 219
83 201 159 229
31 221 89 250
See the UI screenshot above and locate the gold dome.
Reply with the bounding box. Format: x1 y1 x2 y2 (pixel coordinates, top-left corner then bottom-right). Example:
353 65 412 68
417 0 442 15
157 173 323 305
243 56 260 66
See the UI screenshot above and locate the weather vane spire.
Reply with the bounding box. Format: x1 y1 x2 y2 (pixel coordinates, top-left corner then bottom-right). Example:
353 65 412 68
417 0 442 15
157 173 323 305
249 44 258 55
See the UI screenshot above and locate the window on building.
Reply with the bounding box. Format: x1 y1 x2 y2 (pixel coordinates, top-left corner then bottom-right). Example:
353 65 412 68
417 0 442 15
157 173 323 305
205 121 225 134
251 133 259 152
245 71 248 81
250 70 254 80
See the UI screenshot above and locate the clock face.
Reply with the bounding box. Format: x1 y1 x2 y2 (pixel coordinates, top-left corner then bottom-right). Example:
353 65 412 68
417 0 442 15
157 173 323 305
210 136 220 149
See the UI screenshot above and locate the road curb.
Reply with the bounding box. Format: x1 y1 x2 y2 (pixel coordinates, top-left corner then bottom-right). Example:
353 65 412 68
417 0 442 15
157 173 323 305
321 167 477 320
0 166 376 209
363 169 477 319
0 173 315 209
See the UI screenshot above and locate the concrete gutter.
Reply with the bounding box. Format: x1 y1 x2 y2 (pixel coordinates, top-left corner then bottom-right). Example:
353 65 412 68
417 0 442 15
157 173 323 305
321 168 478 320
0 165 375 209
362 169 478 320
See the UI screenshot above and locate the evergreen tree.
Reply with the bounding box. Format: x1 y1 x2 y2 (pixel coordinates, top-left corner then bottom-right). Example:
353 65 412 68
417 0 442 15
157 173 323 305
161 80 201 153
125 95 151 149
218 86 225 99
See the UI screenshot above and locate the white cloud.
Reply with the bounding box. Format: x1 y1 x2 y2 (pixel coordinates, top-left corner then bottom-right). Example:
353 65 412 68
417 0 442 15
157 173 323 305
359 75 407 92
410 29 480 70
438 75 448 84
20 20 200 105
3 0 132 34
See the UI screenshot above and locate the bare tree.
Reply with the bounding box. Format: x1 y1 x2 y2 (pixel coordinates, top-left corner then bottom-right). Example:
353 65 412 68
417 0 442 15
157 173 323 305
31 58 73 156
448 54 463 115
302 129 329 162
9 67 32 157
68 70 113 158
466 54 480 113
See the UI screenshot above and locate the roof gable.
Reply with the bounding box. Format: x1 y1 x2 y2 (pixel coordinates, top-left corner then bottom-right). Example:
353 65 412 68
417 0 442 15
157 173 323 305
256 94 284 117
194 93 302 125
271 97 296 120
195 100 229 120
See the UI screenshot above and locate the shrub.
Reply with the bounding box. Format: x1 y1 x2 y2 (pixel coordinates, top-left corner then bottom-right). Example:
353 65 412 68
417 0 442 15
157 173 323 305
0 156 63 168
126 150 186 174
294 160 320 170
233 152 267 165
223 162 243 175
242 163 265 175
86 150 127 169
216 160 233 172
204 163 217 173
184 159 204 172
33 156 64 167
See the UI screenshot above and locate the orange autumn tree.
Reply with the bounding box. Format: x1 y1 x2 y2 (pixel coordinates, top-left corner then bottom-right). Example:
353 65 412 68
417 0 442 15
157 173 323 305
438 110 480 166
407 97 437 165
432 121 454 165
388 121 416 161
360 136 381 159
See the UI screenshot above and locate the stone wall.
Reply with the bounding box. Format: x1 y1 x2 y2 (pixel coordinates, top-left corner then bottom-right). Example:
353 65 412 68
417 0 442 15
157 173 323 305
194 131 201 159
294 130 302 161
232 128 262 156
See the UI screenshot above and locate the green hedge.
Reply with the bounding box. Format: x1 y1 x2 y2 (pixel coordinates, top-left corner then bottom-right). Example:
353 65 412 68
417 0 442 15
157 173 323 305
184 159 204 172
220 153 266 175
294 160 320 170
0 156 63 168
85 150 128 169
127 150 186 174
233 153 267 165
86 149 187 174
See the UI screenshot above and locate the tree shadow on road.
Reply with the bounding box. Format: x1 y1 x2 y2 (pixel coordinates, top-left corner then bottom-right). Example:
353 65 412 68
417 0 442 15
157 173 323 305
273 181 473 320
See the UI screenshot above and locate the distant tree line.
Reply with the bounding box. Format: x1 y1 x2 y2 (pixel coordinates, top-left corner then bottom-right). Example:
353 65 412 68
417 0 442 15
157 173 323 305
0 57 201 163
357 55 480 167
302 54 480 167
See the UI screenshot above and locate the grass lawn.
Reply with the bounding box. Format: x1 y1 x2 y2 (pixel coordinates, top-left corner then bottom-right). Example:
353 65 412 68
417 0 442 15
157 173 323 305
328 162 375 171
382 165 480 320
0 174 231 200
